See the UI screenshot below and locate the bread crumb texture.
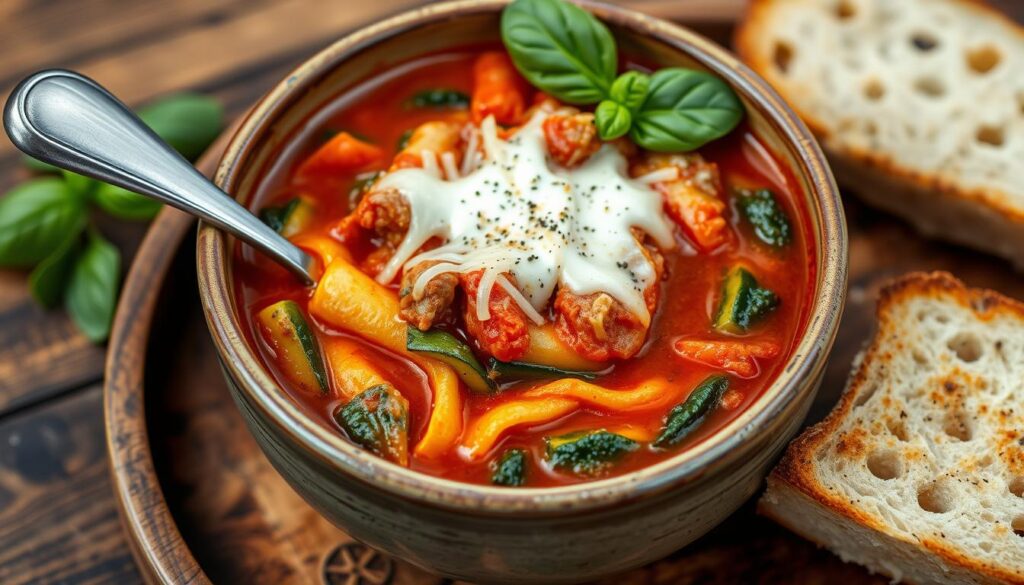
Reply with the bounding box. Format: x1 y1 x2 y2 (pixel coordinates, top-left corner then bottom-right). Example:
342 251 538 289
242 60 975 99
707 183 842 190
736 0 1024 219
762 272 1024 584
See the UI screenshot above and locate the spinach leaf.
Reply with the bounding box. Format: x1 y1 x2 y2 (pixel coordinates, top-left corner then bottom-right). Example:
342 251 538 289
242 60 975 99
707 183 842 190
546 430 638 475
631 68 744 152
654 375 729 448
594 100 631 140
29 222 85 308
501 0 616 104
0 178 86 267
138 93 224 161
408 89 470 109
65 230 121 342
95 183 163 221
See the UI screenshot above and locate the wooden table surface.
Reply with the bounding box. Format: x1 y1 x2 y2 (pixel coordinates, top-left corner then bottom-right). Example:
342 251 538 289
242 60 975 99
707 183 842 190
1 1 1021 583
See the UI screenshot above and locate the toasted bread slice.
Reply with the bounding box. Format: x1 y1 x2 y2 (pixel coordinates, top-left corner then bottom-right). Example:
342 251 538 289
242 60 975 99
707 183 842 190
735 0 1024 268
759 272 1024 584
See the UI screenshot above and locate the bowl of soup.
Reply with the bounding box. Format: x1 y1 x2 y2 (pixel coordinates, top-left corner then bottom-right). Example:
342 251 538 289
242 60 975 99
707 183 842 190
197 0 846 582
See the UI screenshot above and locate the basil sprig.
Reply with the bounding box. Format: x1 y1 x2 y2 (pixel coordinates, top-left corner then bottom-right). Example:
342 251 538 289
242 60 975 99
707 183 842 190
4 93 223 342
501 0 743 151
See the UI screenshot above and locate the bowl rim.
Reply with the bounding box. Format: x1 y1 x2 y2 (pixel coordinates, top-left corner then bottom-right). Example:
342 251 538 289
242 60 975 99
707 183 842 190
197 0 847 515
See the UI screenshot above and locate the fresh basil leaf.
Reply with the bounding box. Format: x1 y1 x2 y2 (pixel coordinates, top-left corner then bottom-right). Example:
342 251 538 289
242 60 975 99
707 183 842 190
23 155 59 174
609 71 650 112
0 178 86 267
94 183 162 221
631 68 744 152
66 231 121 343
408 89 470 109
138 94 224 161
594 100 631 140
501 0 616 104
29 223 84 308
61 170 98 199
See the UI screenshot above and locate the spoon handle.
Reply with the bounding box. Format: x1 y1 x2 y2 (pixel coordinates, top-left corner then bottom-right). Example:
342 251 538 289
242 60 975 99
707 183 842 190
3 69 315 285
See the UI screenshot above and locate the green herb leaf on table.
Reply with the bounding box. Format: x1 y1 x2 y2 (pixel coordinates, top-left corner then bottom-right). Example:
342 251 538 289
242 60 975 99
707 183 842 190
501 0 617 104
61 170 98 198
28 219 85 308
630 68 744 152
94 183 163 221
0 178 86 267
138 93 224 161
594 100 632 140
65 230 121 342
23 155 59 174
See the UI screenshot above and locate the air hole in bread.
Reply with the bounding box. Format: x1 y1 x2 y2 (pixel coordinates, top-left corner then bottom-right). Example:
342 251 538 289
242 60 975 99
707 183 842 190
1010 476 1024 498
773 41 794 74
966 45 1002 74
867 449 902 480
980 541 993 552
1017 92 1024 116
863 78 885 101
975 125 1005 147
912 349 928 367
1012 515 1024 537
910 32 939 52
835 0 856 20
943 411 973 441
886 418 909 441
917 481 954 513
947 332 983 362
978 454 993 467
854 382 879 407
914 77 945 98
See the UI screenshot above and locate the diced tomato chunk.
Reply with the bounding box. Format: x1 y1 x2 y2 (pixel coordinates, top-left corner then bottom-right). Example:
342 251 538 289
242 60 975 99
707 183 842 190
298 132 384 177
461 270 529 362
471 52 527 126
543 113 600 168
672 338 780 378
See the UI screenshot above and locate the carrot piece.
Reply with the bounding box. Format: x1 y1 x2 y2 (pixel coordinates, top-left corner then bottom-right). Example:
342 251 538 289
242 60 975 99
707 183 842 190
672 339 781 378
471 52 527 125
298 132 384 177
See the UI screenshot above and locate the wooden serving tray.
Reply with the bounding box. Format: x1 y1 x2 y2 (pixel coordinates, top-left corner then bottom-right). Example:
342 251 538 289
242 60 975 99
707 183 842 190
103 7 1024 585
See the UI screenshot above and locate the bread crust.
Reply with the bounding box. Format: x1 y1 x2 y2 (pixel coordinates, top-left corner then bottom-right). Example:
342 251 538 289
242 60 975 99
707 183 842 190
761 271 1024 584
735 0 1024 266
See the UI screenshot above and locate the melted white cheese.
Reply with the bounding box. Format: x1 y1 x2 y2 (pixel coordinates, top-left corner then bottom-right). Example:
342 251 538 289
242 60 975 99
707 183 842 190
374 111 675 326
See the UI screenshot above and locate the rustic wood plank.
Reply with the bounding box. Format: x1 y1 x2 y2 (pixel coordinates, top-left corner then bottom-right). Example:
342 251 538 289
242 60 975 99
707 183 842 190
0 385 141 585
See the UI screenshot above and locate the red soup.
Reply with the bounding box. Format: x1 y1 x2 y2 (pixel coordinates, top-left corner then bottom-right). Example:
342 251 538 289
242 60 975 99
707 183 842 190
234 48 815 487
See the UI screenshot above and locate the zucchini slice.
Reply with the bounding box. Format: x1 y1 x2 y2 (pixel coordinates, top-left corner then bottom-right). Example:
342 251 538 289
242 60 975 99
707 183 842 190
735 188 792 248
712 266 779 334
259 195 315 238
406 326 494 393
257 300 329 394
335 384 410 466
546 430 638 475
653 375 729 449
407 89 470 109
487 358 599 383
491 448 528 487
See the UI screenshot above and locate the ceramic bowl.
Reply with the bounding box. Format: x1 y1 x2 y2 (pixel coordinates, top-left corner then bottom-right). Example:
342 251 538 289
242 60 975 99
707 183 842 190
197 1 847 582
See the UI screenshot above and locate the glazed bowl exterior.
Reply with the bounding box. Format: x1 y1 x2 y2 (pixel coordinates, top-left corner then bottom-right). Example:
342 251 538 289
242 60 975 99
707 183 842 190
196 1 847 583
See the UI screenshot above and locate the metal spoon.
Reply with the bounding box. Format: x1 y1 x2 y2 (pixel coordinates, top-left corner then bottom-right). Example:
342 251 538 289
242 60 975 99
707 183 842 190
3 69 315 285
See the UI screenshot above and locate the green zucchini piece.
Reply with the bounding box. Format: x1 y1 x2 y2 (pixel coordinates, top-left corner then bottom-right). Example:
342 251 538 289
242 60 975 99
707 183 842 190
546 430 638 475
335 384 410 466
736 188 792 247
654 375 729 449
712 266 779 334
257 300 329 394
259 196 315 238
349 171 382 200
406 326 494 393
408 89 470 109
487 358 599 383
491 448 528 487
